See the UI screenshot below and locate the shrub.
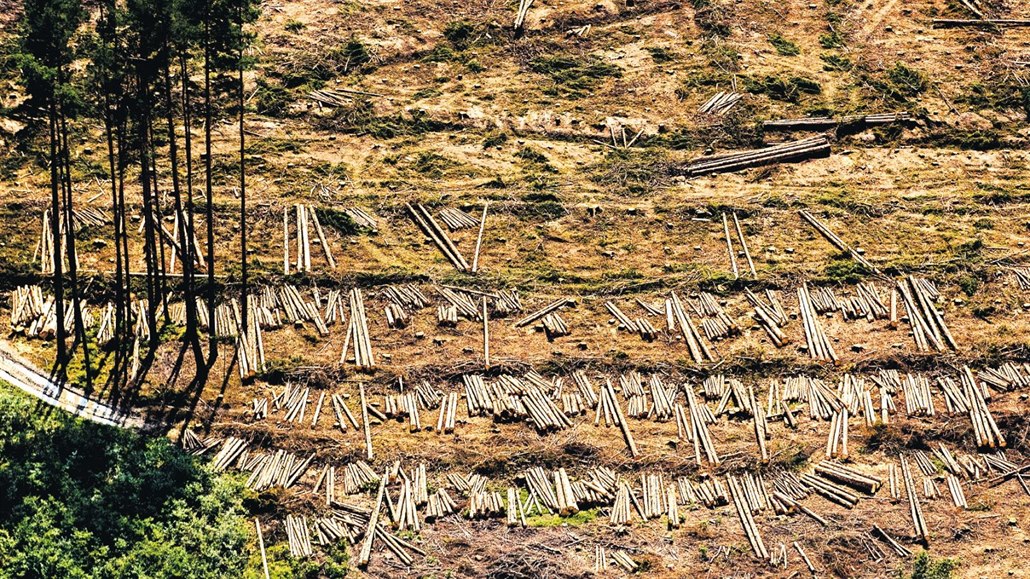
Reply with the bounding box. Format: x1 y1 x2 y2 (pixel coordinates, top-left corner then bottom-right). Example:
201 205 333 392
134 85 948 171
768 33 800 56
907 551 957 579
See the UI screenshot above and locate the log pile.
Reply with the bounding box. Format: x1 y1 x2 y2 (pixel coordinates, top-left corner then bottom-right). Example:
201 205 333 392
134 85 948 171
692 291 739 341
283 204 336 274
669 291 716 363
345 207 379 231
897 276 957 352
797 283 838 361
341 289 375 368
243 449 314 491
540 312 570 338
383 284 430 310
960 366 1005 448
727 474 768 559
7 285 77 339
425 489 458 520
407 203 470 272
745 288 788 347
763 112 910 131
285 515 314 558
682 137 831 177
597 379 639 457
237 298 267 379
437 207 479 230
900 455 929 544
699 91 743 115
342 461 379 494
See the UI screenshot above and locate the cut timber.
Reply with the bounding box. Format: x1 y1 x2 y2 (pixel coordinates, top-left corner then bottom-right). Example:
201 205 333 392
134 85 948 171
407 203 470 272
358 472 388 568
360 383 374 460
682 137 830 176
471 202 489 273
798 209 877 272
255 519 271 579
515 298 573 328
514 0 533 31
933 18 1030 27
669 291 715 363
763 113 910 131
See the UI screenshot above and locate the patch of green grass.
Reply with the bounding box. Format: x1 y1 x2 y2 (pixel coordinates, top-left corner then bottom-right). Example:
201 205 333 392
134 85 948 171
314 99 453 138
412 87 442 100
409 152 458 177
822 255 868 283
529 55 622 98
526 508 598 527
957 273 980 296
515 146 557 173
315 208 362 235
820 12 845 48
645 46 676 63
482 131 507 149
254 79 293 117
768 33 799 56
284 19 305 32
863 62 927 103
820 53 852 71
934 128 1001 151
585 148 672 196
905 551 957 579
744 75 821 103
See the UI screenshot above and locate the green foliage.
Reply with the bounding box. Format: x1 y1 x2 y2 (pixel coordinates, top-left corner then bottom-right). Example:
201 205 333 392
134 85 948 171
820 53 852 71
955 82 1030 119
906 551 957 579
528 56 622 98
691 0 733 37
526 508 598 527
331 38 372 72
864 62 927 103
957 274 980 296
935 128 1001 151
482 131 508 149
513 192 567 221
514 146 556 172
645 46 676 63
744 75 821 103
586 148 672 196
16 0 85 109
820 12 845 48
254 79 292 116
823 256 867 283
284 20 306 33
443 21 477 50
314 99 451 138
768 33 799 56
409 151 457 178
0 383 253 578
315 208 363 235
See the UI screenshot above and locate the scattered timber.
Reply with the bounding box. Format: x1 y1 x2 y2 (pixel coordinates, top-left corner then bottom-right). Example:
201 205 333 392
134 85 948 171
407 203 470 272
682 137 831 177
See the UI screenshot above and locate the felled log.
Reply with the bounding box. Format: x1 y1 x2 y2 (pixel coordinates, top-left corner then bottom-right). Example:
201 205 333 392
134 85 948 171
681 137 830 177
